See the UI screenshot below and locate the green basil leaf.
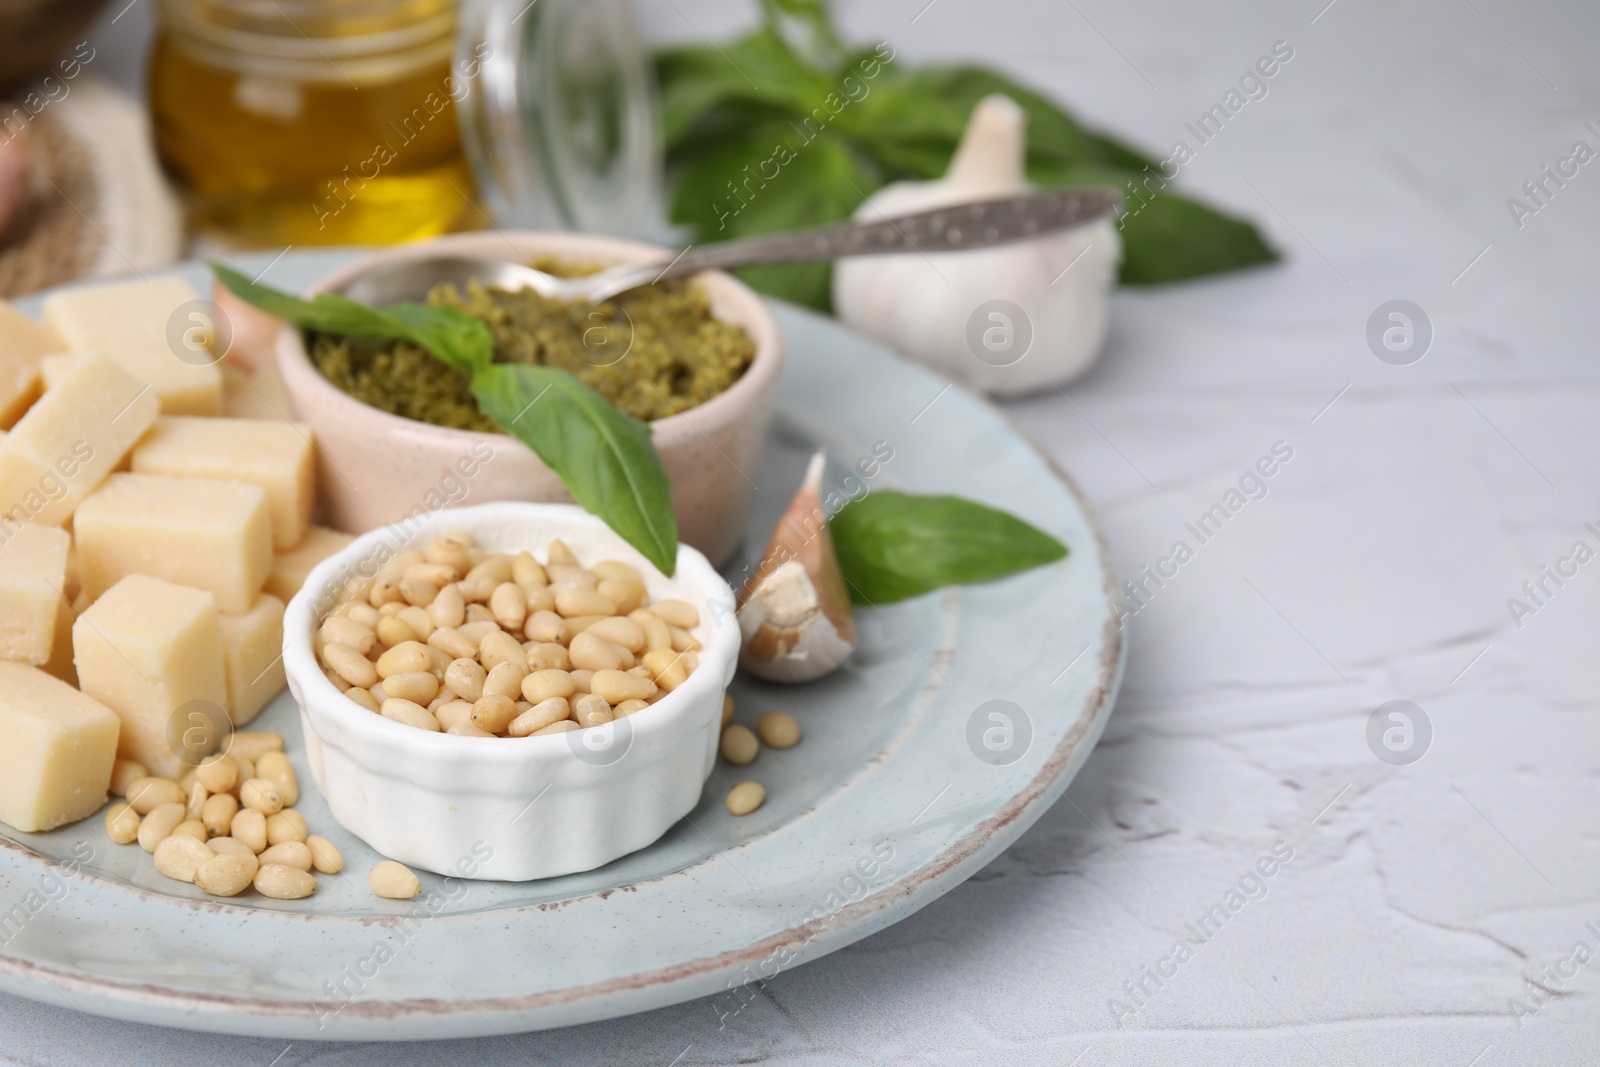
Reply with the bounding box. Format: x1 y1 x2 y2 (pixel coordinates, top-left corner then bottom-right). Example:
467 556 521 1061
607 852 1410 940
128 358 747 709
210 263 493 376
831 491 1067 605
655 27 834 148
470 364 678 576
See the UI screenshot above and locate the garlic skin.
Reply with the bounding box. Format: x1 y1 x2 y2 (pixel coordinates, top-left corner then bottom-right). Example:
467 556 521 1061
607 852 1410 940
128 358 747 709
737 452 857 683
832 94 1121 398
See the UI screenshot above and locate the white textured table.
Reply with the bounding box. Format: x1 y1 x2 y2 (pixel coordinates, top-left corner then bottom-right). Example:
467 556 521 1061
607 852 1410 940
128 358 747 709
6 0 1597 1063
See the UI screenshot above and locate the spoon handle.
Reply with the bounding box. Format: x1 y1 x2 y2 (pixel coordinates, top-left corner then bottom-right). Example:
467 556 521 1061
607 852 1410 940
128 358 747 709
659 188 1122 278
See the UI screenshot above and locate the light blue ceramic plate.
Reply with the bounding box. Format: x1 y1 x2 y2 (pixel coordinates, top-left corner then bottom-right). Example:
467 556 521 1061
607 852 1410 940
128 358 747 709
0 251 1123 1039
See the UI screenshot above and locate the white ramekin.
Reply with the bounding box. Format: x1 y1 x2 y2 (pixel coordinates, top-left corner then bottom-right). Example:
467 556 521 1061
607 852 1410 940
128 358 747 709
281 501 740 881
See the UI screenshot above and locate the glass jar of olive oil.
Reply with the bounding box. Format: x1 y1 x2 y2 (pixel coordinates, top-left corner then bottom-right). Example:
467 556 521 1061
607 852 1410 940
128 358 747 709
150 0 478 246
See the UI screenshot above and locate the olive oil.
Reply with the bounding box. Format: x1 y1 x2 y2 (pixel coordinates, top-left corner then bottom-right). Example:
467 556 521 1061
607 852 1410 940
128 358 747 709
149 0 477 247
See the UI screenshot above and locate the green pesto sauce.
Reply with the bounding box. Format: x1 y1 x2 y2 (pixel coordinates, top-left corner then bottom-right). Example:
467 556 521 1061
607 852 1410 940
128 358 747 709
308 262 755 429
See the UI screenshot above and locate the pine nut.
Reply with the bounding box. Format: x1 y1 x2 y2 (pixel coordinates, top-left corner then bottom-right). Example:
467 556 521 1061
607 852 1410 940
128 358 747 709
490 582 528 630
532 719 579 736
383 670 439 705
208 836 255 858
231 729 283 761
569 631 622 671
555 587 615 618
508 697 570 736
523 610 568 644
255 863 316 899
630 609 673 651
720 724 759 766
587 615 645 652
154 835 214 881
429 583 466 629
435 700 475 730
239 778 283 815
265 811 307 845
343 603 380 628
307 835 344 874
397 605 435 641
642 647 690 692
591 668 655 705
428 627 478 659
399 577 439 607
445 658 486 702
652 599 698 629
319 615 376 655
758 711 801 749
323 642 378 687
109 759 148 797
172 819 208 841
669 626 701 653
521 668 576 704
448 722 495 737
258 840 313 872
368 574 403 606
382 698 441 731
596 577 646 615
458 619 499 644
376 641 431 678
346 686 381 713
722 694 735 726
591 559 640 583
613 698 649 717
478 629 527 673
545 539 578 567
138 802 186 852
180 780 204 821
524 641 570 671
470 693 519 734
568 668 593 693
524 585 555 613
126 777 184 814
563 613 610 634
375 615 416 648
196 851 258 897
231 754 255 787
202 793 238 837
467 556 513 586
369 860 420 899
405 562 458 586
104 801 140 844
572 693 613 727
512 552 546 587
483 661 525 700
194 754 238 794
726 781 765 816
231 808 268 852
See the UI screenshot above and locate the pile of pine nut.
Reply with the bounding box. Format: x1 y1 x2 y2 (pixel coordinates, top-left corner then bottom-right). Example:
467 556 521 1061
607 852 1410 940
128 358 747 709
716 698 802 816
314 532 704 738
101 731 421 901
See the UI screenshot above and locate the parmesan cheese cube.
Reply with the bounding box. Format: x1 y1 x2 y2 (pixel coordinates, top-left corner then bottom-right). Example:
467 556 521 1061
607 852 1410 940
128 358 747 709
0 353 159 527
218 593 285 725
0 523 69 665
73 575 226 779
266 525 353 602
42 276 222 415
0 301 63 429
74 473 271 614
131 416 314 550
0 662 121 832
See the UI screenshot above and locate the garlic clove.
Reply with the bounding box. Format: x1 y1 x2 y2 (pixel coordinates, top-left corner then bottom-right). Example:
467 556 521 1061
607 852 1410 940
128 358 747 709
737 451 857 683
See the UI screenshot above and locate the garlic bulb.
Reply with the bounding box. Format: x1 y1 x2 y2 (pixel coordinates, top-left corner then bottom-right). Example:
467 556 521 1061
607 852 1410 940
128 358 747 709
737 452 857 683
832 94 1120 397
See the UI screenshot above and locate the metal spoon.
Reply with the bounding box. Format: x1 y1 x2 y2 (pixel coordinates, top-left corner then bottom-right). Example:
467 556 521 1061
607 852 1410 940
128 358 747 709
342 188 1122 306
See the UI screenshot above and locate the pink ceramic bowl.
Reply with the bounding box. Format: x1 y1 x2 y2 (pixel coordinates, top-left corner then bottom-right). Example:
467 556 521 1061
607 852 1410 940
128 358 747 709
272 231 784 567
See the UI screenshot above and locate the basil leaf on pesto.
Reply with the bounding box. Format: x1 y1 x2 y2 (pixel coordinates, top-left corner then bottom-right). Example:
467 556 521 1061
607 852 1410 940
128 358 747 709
471 364 677 576
211 264 679 575
831 491 1067 605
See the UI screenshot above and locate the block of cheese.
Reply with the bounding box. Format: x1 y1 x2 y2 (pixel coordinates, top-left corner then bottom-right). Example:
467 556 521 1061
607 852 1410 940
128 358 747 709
42 276 222 415
218 593 285 726
0 353 160 528
74 473 272 614
266 525 353 602
74 574 226 779
0 301 63 430
0 523 70 664
221 362 295 422
131 416 314 550
0 662 121 832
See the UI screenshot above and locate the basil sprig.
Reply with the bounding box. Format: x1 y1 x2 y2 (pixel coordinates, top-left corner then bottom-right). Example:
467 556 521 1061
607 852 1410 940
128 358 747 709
212 264 679 576
656 1 1276 310
830 491 1068 605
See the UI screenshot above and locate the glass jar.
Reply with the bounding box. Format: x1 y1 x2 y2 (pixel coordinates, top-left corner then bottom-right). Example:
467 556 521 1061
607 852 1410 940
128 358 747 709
149 0 477 246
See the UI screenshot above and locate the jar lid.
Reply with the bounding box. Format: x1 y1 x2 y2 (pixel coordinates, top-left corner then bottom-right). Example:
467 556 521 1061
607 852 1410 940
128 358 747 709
456 0 663 241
